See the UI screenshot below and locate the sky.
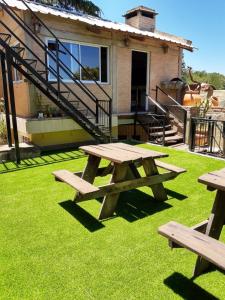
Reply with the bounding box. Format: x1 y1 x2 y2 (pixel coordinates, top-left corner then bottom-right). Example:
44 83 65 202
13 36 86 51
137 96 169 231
94 0 225 75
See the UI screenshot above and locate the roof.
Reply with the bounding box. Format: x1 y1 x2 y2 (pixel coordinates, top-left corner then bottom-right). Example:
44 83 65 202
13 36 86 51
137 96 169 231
0 0 194 51
123 6 158 17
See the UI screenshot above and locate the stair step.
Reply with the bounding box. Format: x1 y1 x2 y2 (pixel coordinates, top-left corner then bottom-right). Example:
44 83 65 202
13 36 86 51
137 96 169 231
150 129 177 137
149 124 172 131
164 135 183 143
18 58 37 68
11 46 25 56
0 33 11 43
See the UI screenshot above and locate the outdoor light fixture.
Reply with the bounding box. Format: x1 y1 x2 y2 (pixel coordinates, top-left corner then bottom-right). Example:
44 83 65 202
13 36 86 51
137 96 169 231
32 17 42 34
123 35 130 47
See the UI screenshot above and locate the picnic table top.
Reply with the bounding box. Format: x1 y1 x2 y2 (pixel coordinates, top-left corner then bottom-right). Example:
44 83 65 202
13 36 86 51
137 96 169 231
79 143 168 164
198 168 225 191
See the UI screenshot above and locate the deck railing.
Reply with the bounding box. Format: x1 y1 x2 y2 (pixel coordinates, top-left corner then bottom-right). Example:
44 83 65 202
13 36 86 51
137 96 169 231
189 117 225 158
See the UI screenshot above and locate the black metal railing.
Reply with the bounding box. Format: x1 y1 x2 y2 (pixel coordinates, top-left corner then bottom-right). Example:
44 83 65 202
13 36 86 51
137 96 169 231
136 113 166 145
189 117 225 157
155 85 187 142
0 0 112 141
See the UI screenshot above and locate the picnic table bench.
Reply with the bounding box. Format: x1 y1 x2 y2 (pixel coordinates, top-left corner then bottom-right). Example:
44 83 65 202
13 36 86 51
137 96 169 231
158 167 225 276
53 143 186 220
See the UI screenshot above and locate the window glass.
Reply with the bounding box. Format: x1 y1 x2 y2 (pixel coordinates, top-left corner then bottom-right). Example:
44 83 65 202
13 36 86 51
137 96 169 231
80 45 100 81
48 41 57 80
59 42 71 80
48 41 71 80
47 40 108 83
71 43 80 80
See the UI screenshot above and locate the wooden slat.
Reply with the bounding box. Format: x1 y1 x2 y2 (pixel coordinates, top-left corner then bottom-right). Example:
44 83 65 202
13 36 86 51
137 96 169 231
158 221 225 271
80 145 141 163
80 143 168 163
198 173 225 191
155 160 186 174
53 170 99 194
104 143 168 159
76 171 177 202
169 220 209 249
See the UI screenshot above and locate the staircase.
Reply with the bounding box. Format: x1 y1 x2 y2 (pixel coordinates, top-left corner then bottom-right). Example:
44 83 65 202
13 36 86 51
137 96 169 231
0 0 112 144
136 95 185 145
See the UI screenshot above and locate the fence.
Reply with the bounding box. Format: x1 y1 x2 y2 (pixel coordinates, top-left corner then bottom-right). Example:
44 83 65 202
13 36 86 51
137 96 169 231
189 117 225 157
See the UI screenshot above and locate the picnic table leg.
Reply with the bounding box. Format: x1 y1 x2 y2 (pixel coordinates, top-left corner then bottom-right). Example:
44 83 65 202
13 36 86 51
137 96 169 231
142 158 168 201
74 155 101 200
193 190 225 277
98 163 128 220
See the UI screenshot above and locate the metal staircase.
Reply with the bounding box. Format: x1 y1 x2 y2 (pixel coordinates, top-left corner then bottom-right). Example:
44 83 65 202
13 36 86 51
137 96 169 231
0 0 112 150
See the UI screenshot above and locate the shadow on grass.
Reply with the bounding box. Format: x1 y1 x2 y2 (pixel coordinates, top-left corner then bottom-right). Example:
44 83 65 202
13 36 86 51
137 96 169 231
164 272 219 300
59 200 105 232
116 190 172 222
0 149 85 174
59 183 187 228
165 188 188 201
94 189 173 223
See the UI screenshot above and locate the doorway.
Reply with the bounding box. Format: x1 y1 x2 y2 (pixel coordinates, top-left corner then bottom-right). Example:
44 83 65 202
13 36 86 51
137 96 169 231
131 50 148 112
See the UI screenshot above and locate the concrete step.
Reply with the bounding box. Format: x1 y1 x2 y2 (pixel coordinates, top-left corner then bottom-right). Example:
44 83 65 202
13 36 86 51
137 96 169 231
164 134 184 144
150 129 177 137
149 124 172 132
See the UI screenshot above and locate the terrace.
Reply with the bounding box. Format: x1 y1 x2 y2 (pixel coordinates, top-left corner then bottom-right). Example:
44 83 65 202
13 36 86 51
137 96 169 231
1 143 225 299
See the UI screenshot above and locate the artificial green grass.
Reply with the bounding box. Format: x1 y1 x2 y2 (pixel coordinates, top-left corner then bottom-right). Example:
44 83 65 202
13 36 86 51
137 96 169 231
0 144 225 299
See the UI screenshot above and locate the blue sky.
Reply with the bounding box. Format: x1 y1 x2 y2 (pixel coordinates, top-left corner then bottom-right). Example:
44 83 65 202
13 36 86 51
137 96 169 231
94 0 225 75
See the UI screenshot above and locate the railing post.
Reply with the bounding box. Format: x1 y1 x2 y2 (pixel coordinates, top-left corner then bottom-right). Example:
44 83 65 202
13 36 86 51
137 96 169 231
96 99 99 124
0 53 12 147
155 86 158 114
6 53 20 163
162 117 165 146
223 122 225 156
183 110 187 144
189 117 196 152
56 39 60 95
109 100 112 142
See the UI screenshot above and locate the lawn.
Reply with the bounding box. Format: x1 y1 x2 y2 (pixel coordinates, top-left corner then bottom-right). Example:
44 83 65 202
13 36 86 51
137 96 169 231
0 143 225 300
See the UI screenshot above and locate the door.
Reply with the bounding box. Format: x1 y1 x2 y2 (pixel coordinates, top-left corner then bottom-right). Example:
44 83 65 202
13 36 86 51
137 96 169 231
131 50 148 112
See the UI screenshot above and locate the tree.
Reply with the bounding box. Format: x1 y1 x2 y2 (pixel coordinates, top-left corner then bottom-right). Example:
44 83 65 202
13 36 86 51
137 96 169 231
34 0 102 17
182 68 225 90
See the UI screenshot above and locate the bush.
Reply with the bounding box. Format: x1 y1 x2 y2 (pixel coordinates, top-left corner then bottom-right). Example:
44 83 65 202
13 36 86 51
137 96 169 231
0 119 7 144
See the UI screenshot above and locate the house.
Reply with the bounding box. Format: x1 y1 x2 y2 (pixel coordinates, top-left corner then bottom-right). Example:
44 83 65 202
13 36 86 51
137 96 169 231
0 0 193 149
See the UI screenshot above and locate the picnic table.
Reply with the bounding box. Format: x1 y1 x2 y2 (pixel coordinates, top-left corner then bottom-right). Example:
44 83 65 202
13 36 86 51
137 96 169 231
159 167 225 277
53 143 186 220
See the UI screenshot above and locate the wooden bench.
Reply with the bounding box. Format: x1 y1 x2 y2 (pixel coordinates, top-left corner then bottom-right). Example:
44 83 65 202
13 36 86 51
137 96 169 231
155 160 186 175
158 221 225 271
53 170 99 194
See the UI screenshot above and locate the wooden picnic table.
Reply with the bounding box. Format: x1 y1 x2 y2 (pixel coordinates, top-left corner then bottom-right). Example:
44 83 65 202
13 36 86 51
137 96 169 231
53 143 186 220
159 167 225 277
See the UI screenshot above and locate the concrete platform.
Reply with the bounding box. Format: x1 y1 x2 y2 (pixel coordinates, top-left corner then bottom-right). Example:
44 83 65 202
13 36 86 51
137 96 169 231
0 143 40 161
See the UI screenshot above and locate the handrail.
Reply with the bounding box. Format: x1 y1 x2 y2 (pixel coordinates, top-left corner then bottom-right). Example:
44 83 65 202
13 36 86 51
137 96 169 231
156 85 187 111
18 0 112 102
146 94 167 114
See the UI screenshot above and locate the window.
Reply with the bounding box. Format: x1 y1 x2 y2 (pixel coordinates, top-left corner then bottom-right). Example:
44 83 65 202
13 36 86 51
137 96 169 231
47 40 109 83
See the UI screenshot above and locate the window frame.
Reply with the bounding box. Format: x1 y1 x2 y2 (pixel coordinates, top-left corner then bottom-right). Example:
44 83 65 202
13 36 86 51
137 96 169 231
46 38 110 85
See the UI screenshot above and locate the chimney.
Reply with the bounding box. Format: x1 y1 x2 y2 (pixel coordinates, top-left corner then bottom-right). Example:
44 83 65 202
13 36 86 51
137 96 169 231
123 6 158 32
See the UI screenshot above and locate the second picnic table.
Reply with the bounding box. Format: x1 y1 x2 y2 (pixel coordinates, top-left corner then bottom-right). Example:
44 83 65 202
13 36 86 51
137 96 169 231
53 143 186 220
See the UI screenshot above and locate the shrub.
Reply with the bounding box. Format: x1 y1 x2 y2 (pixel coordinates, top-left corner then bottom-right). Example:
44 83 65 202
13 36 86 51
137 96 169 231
0 119 7 144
